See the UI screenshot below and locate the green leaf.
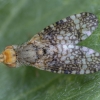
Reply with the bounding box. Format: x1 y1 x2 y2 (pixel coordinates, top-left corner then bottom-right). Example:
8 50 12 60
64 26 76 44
0 0 100 100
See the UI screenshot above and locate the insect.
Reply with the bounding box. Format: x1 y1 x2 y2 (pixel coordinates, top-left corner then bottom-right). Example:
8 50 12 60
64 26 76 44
0 12 99 74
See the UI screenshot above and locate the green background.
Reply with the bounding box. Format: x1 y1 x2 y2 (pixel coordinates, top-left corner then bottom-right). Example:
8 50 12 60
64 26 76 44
0 0 100 100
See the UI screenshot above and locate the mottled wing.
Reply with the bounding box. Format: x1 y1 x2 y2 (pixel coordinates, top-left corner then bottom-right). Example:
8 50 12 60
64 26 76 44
33 12 98 45
27 12 99 74
44 45 100 74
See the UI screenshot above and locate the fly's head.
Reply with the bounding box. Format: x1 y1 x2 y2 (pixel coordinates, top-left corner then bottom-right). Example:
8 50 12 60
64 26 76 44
0 46 17 67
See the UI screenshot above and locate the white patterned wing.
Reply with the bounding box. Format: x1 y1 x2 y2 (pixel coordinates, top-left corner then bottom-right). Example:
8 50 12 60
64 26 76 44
37 12 98 45
16 12 99 75
44 45 100 74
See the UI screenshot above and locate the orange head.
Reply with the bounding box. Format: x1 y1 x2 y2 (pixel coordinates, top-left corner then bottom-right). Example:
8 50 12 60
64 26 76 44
0 46 17 67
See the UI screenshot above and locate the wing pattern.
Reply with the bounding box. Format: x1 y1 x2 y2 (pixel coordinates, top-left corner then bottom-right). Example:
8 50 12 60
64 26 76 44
38 12 98 45
22 12 99 74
